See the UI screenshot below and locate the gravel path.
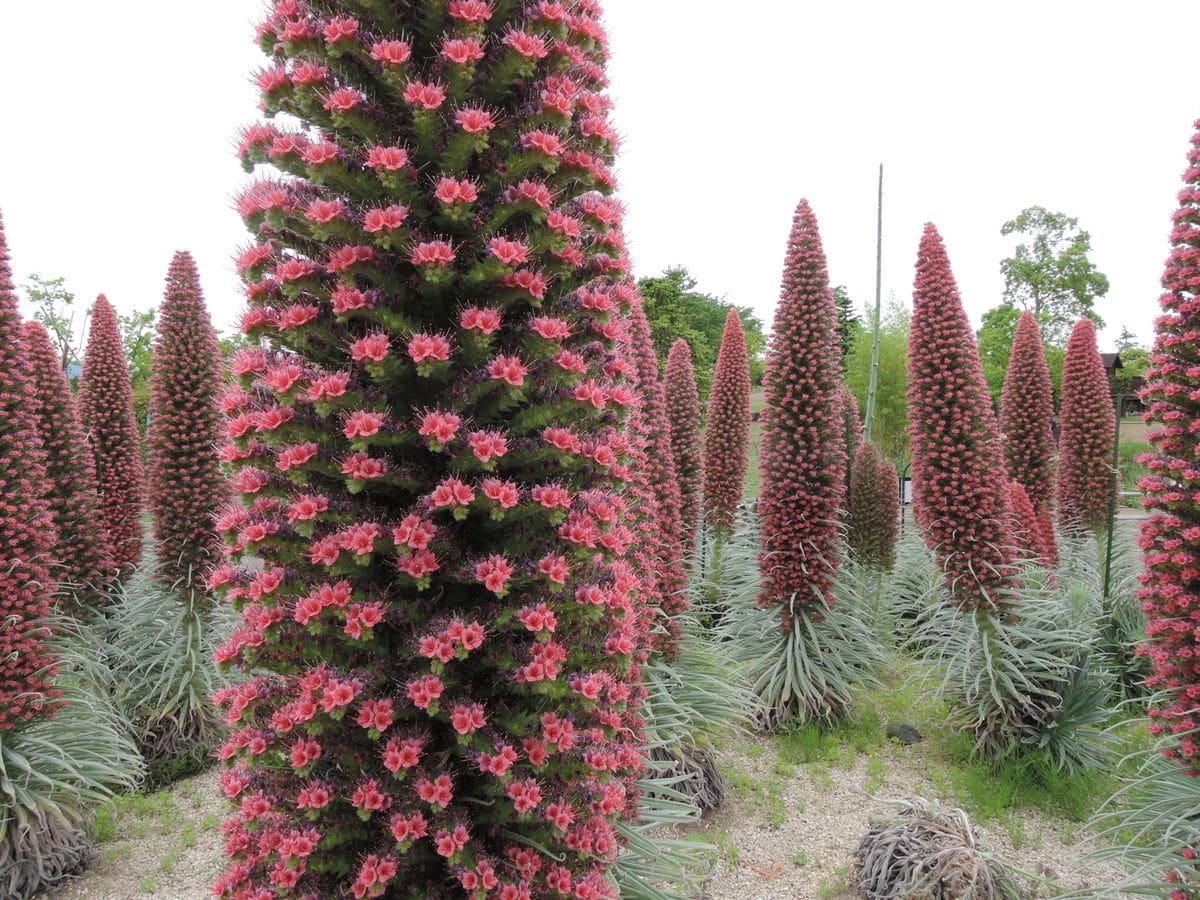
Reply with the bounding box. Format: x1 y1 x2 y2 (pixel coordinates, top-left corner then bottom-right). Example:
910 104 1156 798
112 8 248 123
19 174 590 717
40 734 1130 899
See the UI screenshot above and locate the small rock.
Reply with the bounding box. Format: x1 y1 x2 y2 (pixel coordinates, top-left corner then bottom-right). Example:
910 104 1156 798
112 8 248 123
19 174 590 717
886 721 923 745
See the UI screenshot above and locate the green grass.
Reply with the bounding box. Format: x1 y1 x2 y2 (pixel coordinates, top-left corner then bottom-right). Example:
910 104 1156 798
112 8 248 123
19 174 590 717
1118 440 1151 507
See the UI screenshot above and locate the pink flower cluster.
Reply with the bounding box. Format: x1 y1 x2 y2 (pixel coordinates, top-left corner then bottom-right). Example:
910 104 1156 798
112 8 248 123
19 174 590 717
217 1 648 894
80 294 146 579
1000 310 1060 565
848 441 900 572
1057 317 1117 534
1137 121 1200 780
757 200 847 621
23 320 114 608
147 252 227 599
664 339 703 558
0 210 61 732
703 309 752 535
907 224 1017 610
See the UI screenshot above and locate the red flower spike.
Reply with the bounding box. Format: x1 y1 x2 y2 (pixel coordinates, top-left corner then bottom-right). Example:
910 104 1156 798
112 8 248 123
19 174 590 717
23 320 115 609
1000 311 1056 513
907 224 1017 611
758 200 847 620
1057 317 1117 534
1136 120 1200 775
0 208 61 732
147 252 227 600
848 442 900 572
664 339 703 558
219 2 643 893
625 301 688 654
703 309 751 536
80 294 146 579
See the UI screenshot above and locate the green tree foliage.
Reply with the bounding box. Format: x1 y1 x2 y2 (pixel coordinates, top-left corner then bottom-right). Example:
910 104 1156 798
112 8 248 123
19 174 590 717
24 274 85 371
846 297 910 464
1000 206 1110 346
833 285 863 362
638 267 766 396
117 308 155 430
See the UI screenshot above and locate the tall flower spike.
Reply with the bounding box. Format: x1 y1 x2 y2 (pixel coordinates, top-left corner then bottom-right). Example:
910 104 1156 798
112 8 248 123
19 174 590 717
1000 311 1056 512
703 309 751 535
1136 119 1200 773
1006 480 1055 567
1057 317 1116 534
626 301 688 653
147 252 226 601
758 200 847 619
217 3 646 894
23 320 114 609
664 338 703 559
847 441 900 571
0 209 60 732
908 224 1016 610
80 294 145 578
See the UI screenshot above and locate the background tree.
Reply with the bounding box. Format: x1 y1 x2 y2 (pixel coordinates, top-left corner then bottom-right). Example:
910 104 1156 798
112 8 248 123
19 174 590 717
1000 206 1110 346
24 275 85 372
845 297 909 464
638 266 766 395
119 308 156 432
833 285 862 362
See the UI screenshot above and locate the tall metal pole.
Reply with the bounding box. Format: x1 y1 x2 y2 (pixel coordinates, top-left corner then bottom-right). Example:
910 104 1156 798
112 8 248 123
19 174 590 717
864 164 884 442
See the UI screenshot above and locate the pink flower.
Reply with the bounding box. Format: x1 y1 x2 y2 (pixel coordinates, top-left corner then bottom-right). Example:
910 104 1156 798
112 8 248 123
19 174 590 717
278 305 319 329
442 37 486 65
522 130 564 157
322 16 358 44
343 453 388 481
487 354 529 387
448 0 494 23
344 410 384 439
430 477 475 509
370 39 411 66
363 205 408 233
323 87 362 112
512 180 553 209
546 210 582 237
419 410 463 444
434 177 479 206
474 554 515 594
355 698 394 732
404 80 447 110
538 554 569 585
450 703 487 735
504 30 548 59
305 198 344 224
532 484 572 509
460 306 502 334
393 515 437 550
287 494 329 523
481 478 520 509
467 430 509 463
406 675 445 710
407 332 452 364
455 107 496 134
350 332 390 364
330 286 370 314
487 237 529 266
530 317 571 341
502 269 549 299
519 602 558 632
382 736 423 773
411 240 455 268
303 141 339 165
365 145 410 171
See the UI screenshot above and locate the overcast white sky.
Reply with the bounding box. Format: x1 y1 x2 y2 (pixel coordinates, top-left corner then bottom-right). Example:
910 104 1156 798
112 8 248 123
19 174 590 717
1 1 1195 351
